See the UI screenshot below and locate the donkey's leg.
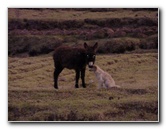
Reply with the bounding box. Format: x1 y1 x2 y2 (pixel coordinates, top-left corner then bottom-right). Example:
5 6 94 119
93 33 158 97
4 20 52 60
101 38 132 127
54 67 63 89
81 68 86 88
75 69 80 88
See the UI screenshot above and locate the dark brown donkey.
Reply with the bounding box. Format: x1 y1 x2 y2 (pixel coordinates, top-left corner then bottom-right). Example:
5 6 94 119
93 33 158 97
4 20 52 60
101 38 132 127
53 42 98 89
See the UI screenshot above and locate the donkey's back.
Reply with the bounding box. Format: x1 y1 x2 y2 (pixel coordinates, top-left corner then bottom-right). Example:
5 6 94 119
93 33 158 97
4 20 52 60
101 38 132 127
53 46 87 70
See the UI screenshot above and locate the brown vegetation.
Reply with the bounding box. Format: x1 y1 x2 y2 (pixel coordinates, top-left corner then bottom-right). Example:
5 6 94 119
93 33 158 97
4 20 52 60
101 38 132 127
8 53 158 121
8 8 158 121
8 8 158 57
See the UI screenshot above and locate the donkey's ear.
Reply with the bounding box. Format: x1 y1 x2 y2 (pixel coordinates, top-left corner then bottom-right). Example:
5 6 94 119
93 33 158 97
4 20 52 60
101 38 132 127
93 42 98 51
84 42 88 49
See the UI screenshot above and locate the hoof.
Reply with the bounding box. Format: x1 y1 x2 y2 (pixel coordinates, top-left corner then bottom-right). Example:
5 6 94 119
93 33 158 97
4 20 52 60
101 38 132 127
54 85 58 89
75 84 79 88
82 84 86 88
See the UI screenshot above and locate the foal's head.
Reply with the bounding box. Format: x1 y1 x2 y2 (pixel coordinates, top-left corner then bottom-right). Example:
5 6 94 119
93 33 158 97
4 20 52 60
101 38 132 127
84 42 98 68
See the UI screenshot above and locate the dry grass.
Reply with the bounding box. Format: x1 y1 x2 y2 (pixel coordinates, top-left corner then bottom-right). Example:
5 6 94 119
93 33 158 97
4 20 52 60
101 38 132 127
8 8 158 121
8 53 158 121
8 9 157 21
8 8 158 57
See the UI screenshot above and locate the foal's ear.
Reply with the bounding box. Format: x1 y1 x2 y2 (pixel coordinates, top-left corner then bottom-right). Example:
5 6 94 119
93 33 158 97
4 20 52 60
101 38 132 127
93 42 98 51
84 42 88 49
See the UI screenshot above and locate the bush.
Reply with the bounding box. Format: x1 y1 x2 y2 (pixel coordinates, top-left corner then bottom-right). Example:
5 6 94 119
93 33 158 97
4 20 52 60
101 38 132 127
8 36 63 56
28 43 61 57
97 38 138 54
9 19 85 31
97 41 126 54
28 40 62 56
139 35 158 49
108 41 126 53
28 48 40 56
125 41 136 51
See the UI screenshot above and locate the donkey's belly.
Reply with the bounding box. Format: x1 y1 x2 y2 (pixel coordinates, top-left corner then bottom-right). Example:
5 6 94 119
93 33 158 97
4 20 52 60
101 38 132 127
64 63 86 70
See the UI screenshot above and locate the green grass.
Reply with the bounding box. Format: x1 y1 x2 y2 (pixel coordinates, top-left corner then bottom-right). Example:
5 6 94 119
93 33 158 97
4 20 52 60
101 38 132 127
8 53 158 121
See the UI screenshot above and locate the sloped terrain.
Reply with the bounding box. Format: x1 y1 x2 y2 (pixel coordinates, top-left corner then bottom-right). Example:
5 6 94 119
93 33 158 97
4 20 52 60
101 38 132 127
8 8 158 56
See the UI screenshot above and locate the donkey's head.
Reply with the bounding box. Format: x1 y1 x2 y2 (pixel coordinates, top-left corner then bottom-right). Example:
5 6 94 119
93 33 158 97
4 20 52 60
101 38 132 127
84 42 98 68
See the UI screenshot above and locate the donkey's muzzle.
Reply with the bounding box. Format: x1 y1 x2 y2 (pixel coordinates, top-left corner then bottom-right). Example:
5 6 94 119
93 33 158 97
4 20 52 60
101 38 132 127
88 65 93 68
88 62 94 68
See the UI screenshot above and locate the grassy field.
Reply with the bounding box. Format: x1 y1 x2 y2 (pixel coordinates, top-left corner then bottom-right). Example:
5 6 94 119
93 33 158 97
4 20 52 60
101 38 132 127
8 53 158 121
8 8 157 20
8 8 158 121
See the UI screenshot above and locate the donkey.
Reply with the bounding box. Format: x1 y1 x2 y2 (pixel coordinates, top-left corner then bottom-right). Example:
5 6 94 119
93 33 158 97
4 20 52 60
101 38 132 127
53 42 98 89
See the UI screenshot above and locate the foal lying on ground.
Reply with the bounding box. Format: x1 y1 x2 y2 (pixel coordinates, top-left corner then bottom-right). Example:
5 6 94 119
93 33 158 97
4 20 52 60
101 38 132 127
89 65 120 89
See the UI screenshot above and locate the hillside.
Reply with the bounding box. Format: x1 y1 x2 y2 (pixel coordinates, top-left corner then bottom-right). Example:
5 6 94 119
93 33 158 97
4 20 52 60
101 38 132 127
8 8 158 57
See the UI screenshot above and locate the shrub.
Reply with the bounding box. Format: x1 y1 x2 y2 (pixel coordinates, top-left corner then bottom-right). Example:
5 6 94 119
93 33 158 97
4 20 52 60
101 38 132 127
92 29 108 39
8 36 63 56
139 34 158 49
97 38 138 54
28 41 62 56
125 41 136 51
97 41 126 54
9 19 85 31
97 43 109 54
28 48 40 56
